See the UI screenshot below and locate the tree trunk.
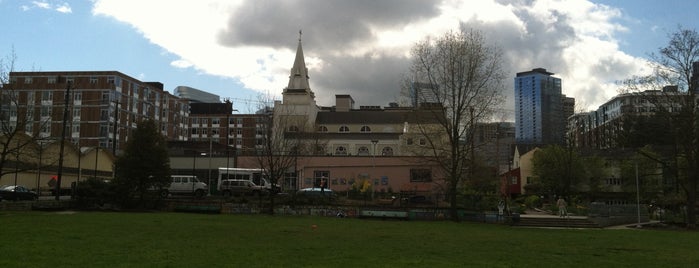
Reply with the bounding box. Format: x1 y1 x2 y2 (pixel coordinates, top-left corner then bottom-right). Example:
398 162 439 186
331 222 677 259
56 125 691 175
269 192 276 215
449 183 459 222
686 170 697 229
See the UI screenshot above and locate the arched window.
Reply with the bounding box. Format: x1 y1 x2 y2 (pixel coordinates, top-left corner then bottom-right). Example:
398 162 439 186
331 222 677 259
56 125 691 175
334 146 348 155
339 126 350 133
288 126 299 132
317 125 328 132
357 146 370 156
381 147 394 156
360 126 371 133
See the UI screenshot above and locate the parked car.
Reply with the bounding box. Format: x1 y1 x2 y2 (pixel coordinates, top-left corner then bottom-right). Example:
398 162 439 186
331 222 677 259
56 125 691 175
158 175 208 198
218 179 267 197
0 185 38 201
296 187 335 198
294 187 336 204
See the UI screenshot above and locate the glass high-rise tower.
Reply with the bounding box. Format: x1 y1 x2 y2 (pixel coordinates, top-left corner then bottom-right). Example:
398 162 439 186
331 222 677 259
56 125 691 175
514 68 564 145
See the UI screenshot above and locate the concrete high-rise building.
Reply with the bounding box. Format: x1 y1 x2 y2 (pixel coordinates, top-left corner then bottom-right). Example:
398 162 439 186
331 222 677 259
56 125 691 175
174 86 221 103
514 68 564 145
410 82 440 108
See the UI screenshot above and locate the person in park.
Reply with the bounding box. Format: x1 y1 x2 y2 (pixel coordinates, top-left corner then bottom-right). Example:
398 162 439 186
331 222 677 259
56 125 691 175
557 197 568 217
320 177 326 195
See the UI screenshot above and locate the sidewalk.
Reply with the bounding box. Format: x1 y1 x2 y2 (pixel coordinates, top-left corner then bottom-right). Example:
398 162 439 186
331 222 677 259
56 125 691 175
519 209 657 229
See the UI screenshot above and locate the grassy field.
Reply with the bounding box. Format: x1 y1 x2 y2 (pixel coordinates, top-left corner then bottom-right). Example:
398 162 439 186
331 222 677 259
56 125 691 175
0 211 697 267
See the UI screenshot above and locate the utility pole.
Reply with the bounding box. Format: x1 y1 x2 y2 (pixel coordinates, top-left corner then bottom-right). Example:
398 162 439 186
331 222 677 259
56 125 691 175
55 78 72 200
112 99 119 155
371 139 378 200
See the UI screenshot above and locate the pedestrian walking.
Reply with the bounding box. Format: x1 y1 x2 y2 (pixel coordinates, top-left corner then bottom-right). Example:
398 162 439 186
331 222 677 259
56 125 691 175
557 197 567 217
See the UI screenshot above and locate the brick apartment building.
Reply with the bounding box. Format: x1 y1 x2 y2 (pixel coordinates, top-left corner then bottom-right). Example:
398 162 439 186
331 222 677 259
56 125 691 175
4 71 190 154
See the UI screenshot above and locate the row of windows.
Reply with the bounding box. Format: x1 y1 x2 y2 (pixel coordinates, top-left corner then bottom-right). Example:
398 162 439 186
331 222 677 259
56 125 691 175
20 76 111 84
191 117 247 125
333 146 394 156
191 128 246 135
310 168 432 185
312 125 372 133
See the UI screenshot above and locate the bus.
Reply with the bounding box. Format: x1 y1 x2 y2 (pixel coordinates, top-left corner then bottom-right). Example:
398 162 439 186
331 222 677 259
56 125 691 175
217 168 277 193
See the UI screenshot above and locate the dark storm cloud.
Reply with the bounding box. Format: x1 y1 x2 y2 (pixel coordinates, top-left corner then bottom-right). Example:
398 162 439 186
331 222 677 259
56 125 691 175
217 0 630 115
218 0 440 51
310 53 411 107
458 8 578 115
215 0 438 108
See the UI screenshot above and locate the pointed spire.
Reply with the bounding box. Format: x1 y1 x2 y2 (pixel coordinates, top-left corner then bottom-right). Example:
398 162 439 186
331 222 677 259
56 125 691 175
286 30 312 95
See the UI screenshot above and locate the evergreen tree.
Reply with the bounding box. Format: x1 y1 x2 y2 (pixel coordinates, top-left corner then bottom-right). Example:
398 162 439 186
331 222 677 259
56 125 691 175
113 119 170 206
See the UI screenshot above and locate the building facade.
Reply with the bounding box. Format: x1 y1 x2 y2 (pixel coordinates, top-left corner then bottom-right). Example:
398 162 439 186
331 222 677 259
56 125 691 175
473 122 516 174
3 71 190 154
514 68 565 145
273 36 440 158
567 87 686 149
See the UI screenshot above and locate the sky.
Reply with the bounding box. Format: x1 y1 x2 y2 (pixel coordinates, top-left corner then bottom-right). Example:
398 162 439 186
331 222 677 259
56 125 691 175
2 0 698 117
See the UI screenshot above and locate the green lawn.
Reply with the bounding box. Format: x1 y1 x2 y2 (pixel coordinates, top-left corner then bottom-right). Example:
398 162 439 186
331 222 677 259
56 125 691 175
0 211 697 267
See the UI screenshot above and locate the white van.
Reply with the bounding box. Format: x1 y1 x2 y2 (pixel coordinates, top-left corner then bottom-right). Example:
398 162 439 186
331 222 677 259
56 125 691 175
217 168 280 193
160 175 208 198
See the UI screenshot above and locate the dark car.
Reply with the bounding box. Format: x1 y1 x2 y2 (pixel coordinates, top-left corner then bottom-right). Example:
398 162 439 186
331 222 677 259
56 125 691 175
0 185 38 201
296 187 336 199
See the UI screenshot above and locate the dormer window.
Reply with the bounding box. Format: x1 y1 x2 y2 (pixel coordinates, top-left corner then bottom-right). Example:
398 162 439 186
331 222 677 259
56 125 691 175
288 126 299 132
318 125 328 132
381 147 394 156
335 146 348 155
357 146 370 156
339 126 349 133
360 126 371 133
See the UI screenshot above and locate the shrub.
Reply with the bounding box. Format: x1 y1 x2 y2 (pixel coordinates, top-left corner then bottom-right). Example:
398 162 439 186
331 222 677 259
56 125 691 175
75 178 114 208
524 195 542 209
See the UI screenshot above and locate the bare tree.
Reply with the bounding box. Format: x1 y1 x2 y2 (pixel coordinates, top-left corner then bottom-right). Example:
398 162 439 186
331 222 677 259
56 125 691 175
254 93 314 214
621 26 699 228
0 49 53 184
406 28 507 221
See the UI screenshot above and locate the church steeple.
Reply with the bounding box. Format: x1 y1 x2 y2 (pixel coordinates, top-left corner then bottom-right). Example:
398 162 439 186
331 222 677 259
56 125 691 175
285 30 314 98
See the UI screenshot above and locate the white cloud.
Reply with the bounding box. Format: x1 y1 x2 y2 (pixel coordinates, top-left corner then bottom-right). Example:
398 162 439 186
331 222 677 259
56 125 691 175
55 3 71 13
21 0 72 13
32 1 50 9
91 0 651 114
171 59 194 69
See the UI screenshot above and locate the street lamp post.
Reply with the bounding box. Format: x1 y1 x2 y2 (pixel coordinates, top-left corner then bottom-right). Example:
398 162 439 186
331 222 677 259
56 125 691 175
36 141 44 195
636 162 642 228
14 140 19 187
207 139 212 196
192 151 197 177
93 147 99 179
371 139 378 200
55 79 72 200
200 152 206 194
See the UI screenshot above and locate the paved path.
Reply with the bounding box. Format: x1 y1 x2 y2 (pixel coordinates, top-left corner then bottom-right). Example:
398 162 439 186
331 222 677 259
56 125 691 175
519 209 657 229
